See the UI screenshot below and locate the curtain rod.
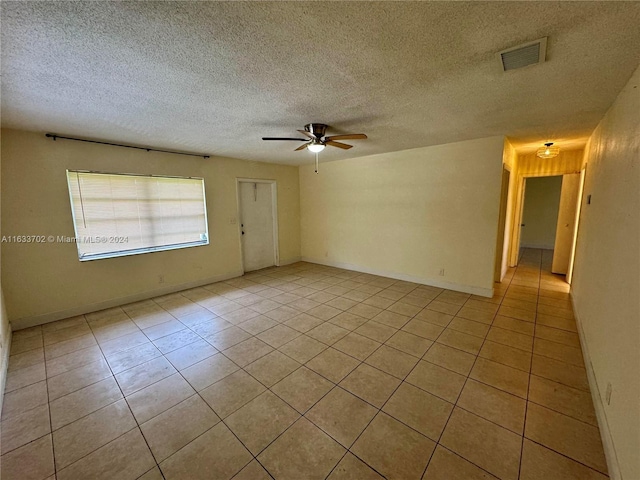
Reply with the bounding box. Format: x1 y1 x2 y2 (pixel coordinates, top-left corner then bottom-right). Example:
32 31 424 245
45 133 210 159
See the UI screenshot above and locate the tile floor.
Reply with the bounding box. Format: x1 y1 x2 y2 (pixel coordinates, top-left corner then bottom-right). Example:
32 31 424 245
1 248 608 479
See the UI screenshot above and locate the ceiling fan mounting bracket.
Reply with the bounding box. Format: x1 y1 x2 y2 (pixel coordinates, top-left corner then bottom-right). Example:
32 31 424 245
304 123 328 138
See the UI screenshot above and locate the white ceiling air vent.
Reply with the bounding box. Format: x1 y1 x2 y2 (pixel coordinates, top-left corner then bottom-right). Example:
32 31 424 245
498 37 547 72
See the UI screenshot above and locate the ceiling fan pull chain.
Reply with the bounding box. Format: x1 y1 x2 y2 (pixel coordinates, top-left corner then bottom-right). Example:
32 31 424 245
315 152 319 174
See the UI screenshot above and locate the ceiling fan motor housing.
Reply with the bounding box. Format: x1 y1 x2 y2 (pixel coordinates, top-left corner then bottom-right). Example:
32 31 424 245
305 123 328 138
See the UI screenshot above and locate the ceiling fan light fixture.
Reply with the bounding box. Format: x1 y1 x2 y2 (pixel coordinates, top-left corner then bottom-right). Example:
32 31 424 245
261 123 366 155
308 142 325 153
536 142 560 159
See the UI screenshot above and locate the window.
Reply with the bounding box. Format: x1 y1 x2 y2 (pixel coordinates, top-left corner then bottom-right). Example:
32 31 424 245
66 170 209 261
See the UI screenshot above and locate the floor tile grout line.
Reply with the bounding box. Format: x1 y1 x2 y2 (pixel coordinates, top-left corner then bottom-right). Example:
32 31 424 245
240 384 340 473
4 258 585 479
0 381 49 424
6 270 450 462
433 444 503 480
206 301 423 477
524 389 601 428
519 258 606 475
523 437 611 477
424 278 505 458
82 321 168 477
417 250 560 477
54 426 141 476
517 247 543 480
44 345 56 474
41 365 112 403
276 318 540 434
213 392 297 470
40 321 146 472
334 295 484 478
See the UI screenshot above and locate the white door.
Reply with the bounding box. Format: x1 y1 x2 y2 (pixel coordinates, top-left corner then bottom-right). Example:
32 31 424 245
239 182 276 272
552 173 581 274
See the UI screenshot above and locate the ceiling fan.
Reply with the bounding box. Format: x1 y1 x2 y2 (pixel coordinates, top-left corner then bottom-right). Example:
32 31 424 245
262 123 367 152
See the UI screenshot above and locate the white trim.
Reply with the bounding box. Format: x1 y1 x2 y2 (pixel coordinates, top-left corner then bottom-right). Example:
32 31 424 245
301 257 494 297
0 328 12 416
234 181 245 274
571 291 621 480
236 178 280 273
11 269 243 331
566 167 587 284
271 182 280 266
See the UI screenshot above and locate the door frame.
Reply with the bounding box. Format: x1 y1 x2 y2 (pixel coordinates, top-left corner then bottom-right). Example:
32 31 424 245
566 166 587 284
509 176 527 266
494 166 511 282
235 178 280 273
510 171 584 280
516 174 565 252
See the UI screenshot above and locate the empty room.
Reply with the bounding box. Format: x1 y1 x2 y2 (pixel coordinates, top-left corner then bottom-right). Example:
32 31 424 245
0 2 638 480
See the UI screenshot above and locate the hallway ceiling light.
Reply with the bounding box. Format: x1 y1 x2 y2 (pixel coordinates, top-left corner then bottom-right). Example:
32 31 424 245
537 142 560 159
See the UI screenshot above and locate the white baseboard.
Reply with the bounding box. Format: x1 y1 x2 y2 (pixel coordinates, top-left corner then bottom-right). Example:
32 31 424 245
571 291 621 480
11 270 244 331
301 257 494 297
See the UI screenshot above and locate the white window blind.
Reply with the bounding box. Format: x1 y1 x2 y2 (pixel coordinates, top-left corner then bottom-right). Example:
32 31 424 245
66 170 209 261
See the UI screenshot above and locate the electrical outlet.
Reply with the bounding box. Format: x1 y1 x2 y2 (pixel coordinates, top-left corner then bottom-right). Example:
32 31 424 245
229 216 237 225
439 269 445 276
605 382 612 405
158 274 165 284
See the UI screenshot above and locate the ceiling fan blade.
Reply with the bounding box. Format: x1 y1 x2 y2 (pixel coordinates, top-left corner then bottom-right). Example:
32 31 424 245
325 133 368 141
295 142 310 151
326 140 353 150
297 130 317 140
262 137 308 141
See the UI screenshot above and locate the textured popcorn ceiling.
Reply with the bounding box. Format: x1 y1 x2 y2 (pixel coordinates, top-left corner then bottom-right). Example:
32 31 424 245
2 1 639 164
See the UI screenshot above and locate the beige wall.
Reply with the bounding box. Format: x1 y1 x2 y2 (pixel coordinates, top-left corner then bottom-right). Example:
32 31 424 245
0 130 12 413
520 175 562 249
517 149 585 177
300 136 505 296
1 129 301 328
571 66 640 480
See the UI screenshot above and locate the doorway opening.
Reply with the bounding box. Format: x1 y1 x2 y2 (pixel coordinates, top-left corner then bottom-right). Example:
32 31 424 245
237 179 279 273
514 171 584 284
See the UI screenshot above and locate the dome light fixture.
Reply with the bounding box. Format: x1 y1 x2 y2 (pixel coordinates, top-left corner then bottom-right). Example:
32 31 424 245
536 142 560 159
308 141 325 153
